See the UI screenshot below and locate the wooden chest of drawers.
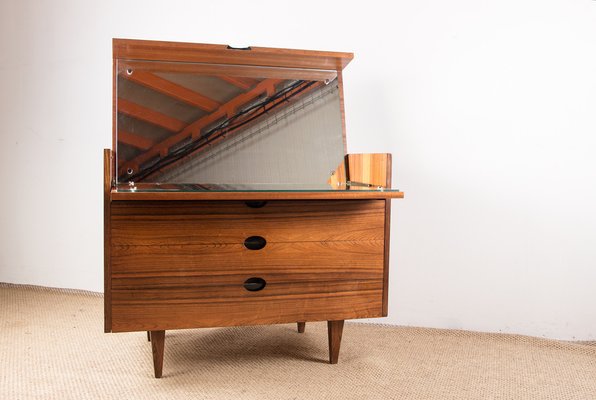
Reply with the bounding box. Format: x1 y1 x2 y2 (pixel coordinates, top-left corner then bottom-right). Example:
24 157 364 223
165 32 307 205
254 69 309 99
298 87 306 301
109 200 386 333
104 183 399 377
105 39 404 378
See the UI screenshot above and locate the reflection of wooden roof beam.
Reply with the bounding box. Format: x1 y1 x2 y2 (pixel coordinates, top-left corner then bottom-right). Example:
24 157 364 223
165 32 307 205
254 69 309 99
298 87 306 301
218 76 258 90
161 81 323 176
120 78 281 176
118 98 186 132
118 130 155 150
138 80 324 182
125 71 221 112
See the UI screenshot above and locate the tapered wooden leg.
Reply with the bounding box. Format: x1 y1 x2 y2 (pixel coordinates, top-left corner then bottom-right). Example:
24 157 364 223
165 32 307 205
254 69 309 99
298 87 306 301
147 331 151 342
327 320 344 364
297 322 306 333
150 330 165 378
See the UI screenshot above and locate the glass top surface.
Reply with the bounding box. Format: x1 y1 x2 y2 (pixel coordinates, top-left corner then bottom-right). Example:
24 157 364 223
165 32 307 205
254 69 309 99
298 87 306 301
115 182 399 193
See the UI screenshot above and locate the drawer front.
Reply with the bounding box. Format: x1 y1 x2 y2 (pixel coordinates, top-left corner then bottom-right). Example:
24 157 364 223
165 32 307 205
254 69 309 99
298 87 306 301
111 200 385 245
109 200 386 332
112 240 383 275
111 292 383 332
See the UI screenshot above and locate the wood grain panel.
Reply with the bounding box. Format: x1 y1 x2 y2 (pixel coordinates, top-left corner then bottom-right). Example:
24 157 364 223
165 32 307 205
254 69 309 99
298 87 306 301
113 38 353 71
112 280 382 303
382 157 392 316
119 61 338 82
111 200 385 246
111 218 384 246
112 199 383 216
104 149 112 332
113 272 383 290
346 153 391 188
111 289 382 332
337 71 348 153
112 240 384 276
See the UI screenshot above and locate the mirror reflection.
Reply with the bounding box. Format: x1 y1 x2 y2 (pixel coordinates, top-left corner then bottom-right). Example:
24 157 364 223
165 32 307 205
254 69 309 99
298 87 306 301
116 61 346 187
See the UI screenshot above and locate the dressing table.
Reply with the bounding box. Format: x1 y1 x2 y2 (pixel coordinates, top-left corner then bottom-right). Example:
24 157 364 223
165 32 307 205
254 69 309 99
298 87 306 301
104 38 404 377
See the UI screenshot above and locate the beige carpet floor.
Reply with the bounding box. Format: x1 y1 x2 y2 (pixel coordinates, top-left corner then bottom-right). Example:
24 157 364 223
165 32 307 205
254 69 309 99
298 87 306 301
1 283 595 400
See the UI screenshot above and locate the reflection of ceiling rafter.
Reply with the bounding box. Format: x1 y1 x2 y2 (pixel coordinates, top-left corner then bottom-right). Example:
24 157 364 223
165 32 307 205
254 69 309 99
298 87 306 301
217 76 258 90
124 71 221 112
118 98 186 132
125 80 323 182
118 130 155 150
120 78 282 177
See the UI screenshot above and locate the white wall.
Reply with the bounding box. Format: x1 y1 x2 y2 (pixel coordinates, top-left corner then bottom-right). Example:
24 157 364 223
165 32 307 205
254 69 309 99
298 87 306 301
1 0 595 340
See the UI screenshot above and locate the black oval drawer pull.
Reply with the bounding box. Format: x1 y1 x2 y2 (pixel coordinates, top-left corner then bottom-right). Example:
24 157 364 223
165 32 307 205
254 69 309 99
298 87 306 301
243 277 266 292
244 236 266 250
245 201 267 208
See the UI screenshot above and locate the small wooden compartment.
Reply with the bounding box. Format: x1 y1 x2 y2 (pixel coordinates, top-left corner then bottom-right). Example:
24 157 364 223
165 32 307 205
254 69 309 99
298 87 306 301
105 38 403 377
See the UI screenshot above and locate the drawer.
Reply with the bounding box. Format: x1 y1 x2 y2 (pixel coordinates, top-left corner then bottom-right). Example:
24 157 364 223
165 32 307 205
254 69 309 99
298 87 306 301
111 240 384 276
110 200 385 245
111 272 383 332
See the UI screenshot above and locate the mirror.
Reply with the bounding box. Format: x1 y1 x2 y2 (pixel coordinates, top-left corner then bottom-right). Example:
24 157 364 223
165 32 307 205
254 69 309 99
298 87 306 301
116 60 346 189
